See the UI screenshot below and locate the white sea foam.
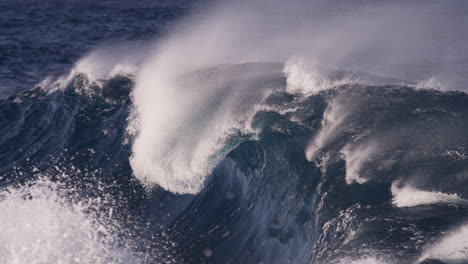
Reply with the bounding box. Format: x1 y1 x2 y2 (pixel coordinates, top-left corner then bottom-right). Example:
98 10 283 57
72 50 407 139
306 100 348 161
0 178 138 264
419 223 468 262
336 222 468 264
341 143 376 185
38 43 149 94
414 77 448 91
391 182 467 208
305 100 378 185
337 256 392 264
284 57 356 96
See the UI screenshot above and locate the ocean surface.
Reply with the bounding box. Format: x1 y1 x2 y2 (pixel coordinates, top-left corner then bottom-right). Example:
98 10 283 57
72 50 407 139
1 1 468 264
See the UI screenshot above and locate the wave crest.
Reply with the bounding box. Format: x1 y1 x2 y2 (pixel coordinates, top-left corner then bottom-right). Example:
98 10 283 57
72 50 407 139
391 182 467 208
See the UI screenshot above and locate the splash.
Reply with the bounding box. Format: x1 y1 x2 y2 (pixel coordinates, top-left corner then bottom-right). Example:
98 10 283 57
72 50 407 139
414 77 448 91
0 178 139 264
283 58 354 95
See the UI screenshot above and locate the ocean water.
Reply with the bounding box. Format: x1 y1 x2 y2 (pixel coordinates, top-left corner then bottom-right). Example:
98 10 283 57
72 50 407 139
1 1 468 264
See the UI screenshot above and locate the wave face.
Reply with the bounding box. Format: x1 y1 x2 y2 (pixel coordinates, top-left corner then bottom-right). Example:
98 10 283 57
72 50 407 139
1 61 468 264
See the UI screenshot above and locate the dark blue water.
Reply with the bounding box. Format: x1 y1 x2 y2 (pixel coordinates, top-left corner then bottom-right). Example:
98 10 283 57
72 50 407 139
1 1 468 264
0 0 196 98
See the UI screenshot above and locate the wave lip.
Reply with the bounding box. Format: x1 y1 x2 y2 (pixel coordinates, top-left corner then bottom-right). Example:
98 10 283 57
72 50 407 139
130 63 282 194
391 182 468 208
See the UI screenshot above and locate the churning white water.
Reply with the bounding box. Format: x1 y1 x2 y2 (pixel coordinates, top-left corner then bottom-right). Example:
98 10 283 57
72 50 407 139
0 178 138 264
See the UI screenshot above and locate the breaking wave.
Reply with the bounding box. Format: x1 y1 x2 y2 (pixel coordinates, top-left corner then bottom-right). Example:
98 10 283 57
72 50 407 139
2 1 468 263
